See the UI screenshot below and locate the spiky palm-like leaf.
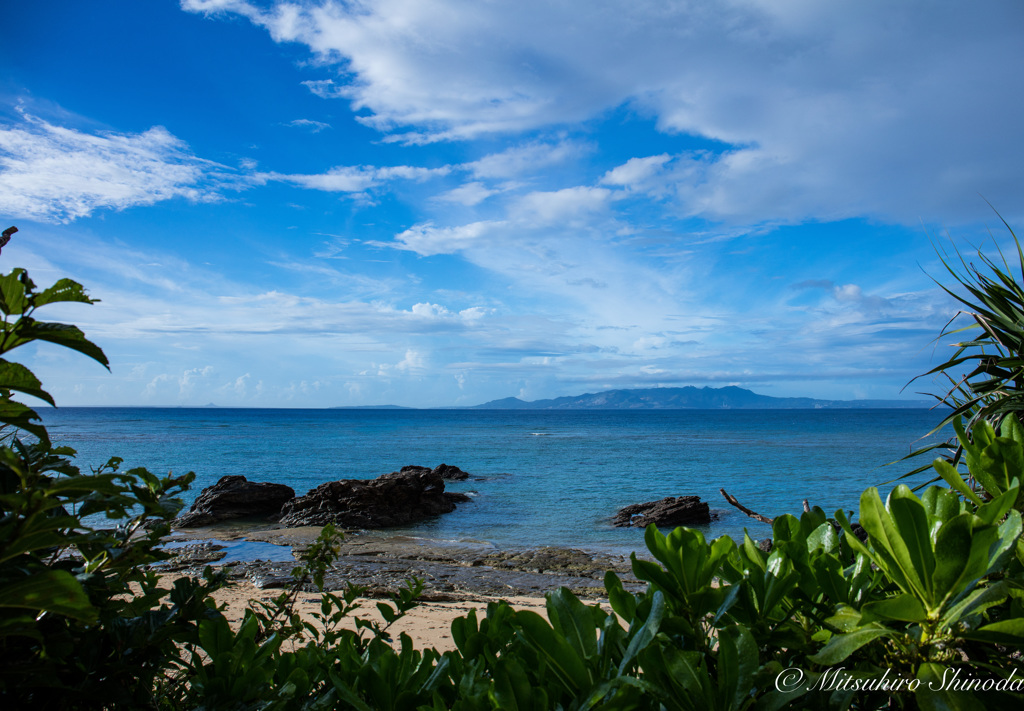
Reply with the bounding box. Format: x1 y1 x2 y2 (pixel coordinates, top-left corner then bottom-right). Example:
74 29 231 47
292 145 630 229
898 212 1024 492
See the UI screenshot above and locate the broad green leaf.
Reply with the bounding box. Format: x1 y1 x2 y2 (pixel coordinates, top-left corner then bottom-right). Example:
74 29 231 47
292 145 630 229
34 278 97 308
933 459 983 506
889 486 935 596
491 657 536 711
0 569 96 622
0 525 80 564
932 514 977 608
920 486 962 527
938 582 1011 630
858 487 926 600
824 604 864 633
618 590 664 675
546 587 598 660
713 582 741 624
0 399 49 446
516 609 591 693
806 521 839 555
808 624 893 665
763 553 800 616
974 486 1017 526
961 617 1024 645
376 601 398 623
718 624 759 710
812 552 853 604
834 509 873 561
771 514 802 546
328 672 376 711
800 506 828 538
0 361 54 406
1001 415 1024 444
0 269 32 316
8 321 109 369
862 593 927 623
976 438 1023 496
604 570 637 623
914 663 986 711
644 645 711 706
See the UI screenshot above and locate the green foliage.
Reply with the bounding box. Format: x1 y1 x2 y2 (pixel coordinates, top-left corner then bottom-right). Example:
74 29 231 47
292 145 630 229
914 215 1024 430
903 215 1024 493
0 261 226 708
0 267 108 446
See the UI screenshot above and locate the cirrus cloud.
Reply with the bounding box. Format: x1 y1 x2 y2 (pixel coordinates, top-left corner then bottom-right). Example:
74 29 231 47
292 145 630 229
0 111 235 223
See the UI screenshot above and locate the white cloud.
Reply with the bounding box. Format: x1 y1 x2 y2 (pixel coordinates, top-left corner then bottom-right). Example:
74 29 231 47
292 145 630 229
410 302 450 318
517 186 612 225
463 140 587 180
184 0 1024 225
0 112 231 223
287 118 331 132
601 154 671 190
459 306 490 321
391 220 500 256
394 349 425 372
302 79 347 99
435 181 496 206
222 372 251 397
143 365 214 400
260 163 450 192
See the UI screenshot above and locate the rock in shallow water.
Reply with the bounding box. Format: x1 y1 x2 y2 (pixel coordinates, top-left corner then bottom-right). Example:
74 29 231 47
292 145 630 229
432 463 470 480
612 495 714 528
175 475 296 528
399 463 471 480
277 467 470 528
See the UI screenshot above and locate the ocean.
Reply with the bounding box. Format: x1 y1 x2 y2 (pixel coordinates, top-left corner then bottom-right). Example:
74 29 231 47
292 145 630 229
40 407 945 555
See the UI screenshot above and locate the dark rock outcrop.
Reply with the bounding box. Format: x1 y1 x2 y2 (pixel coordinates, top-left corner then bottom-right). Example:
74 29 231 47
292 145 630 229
612 495 714 528
175 475 296 528
398 464 470 480
432 463 470 480
278 467 469 528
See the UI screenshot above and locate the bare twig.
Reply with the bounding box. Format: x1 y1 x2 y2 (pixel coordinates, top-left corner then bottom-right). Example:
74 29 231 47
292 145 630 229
719 488 774 524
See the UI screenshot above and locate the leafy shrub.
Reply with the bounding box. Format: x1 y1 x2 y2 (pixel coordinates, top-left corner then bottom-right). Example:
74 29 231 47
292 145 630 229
0 264 231 708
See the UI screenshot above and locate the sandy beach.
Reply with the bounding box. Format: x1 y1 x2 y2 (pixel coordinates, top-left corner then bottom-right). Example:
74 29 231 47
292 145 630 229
175 573 551 652
161 526 644 651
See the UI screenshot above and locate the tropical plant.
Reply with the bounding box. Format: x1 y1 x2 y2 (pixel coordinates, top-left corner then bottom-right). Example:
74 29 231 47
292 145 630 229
906 215 1024 471
0 259 228 708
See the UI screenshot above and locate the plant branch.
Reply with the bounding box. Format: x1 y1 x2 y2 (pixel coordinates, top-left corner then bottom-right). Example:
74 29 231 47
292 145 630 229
719 488 774 524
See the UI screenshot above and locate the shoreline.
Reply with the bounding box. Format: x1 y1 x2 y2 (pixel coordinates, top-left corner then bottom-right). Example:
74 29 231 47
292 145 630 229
163 524 647 601
160 525 647 653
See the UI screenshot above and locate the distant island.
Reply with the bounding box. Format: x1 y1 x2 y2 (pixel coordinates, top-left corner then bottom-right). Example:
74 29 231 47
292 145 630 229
469 386 933 410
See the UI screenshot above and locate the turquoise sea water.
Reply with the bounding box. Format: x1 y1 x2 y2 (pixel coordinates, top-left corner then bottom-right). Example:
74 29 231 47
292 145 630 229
40 408 944 555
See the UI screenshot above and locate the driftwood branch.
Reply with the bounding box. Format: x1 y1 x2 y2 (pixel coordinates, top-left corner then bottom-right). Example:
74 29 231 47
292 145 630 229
719 488 774 524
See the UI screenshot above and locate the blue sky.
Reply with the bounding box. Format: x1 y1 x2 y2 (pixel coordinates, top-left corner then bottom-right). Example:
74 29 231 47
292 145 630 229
1 0 1022 408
